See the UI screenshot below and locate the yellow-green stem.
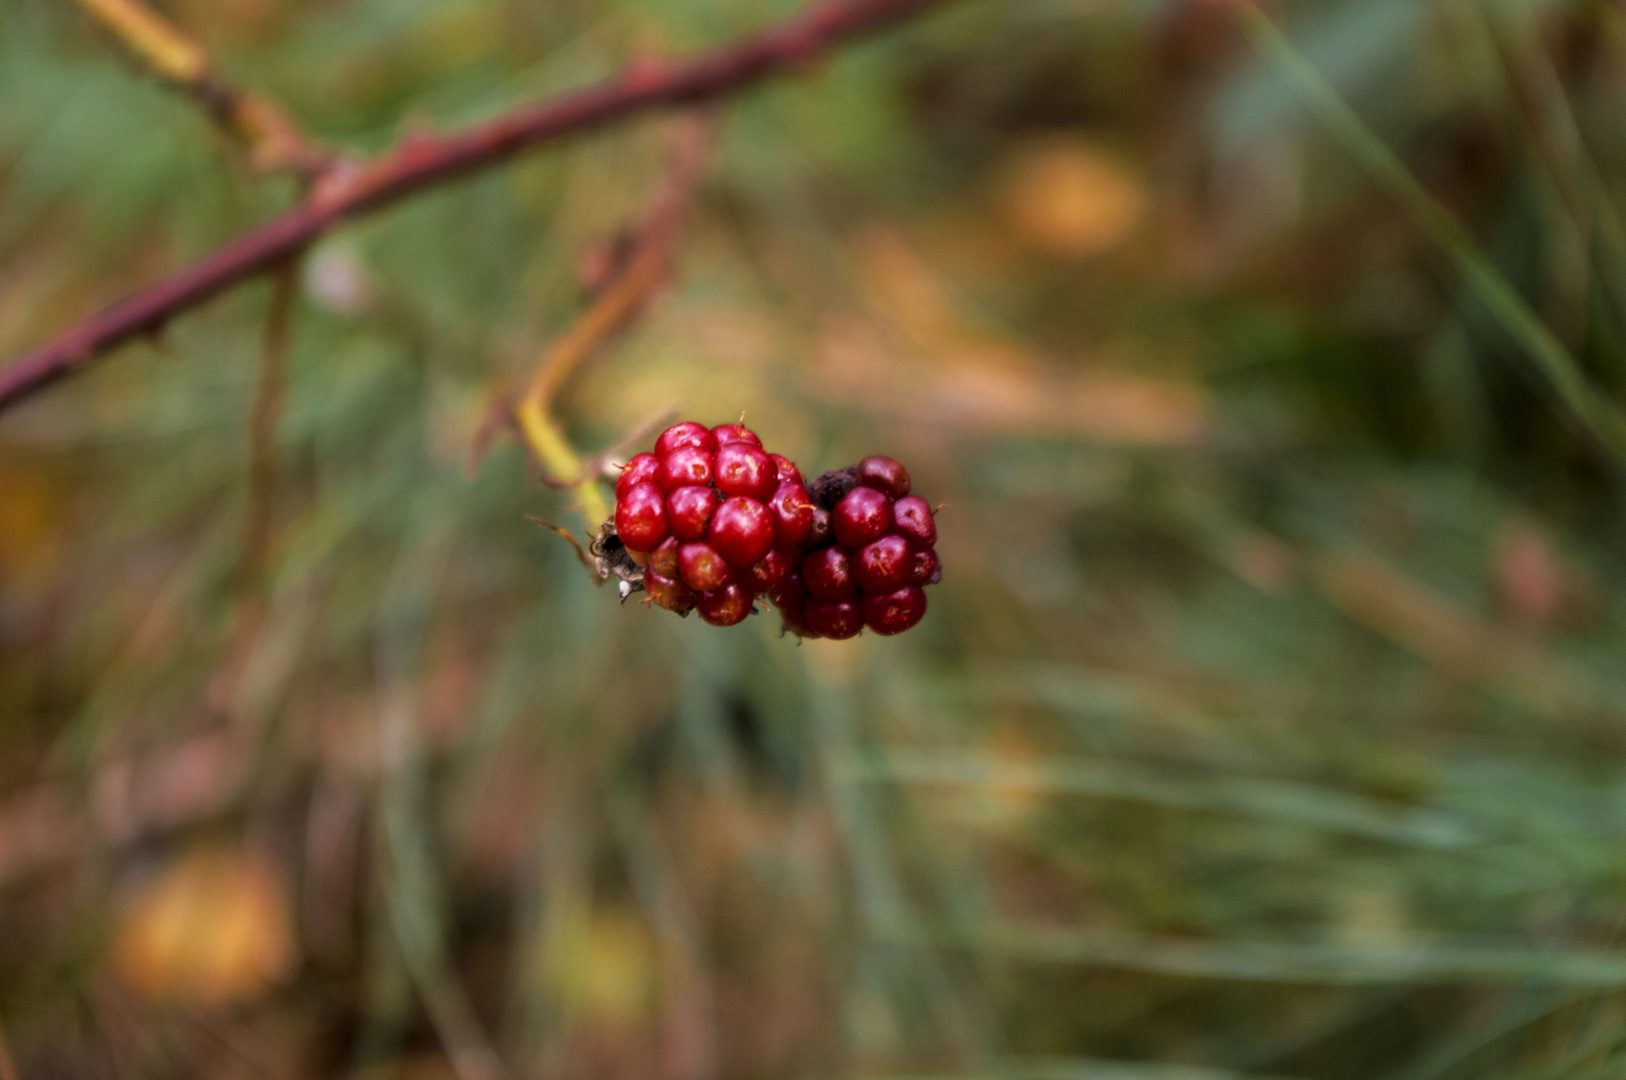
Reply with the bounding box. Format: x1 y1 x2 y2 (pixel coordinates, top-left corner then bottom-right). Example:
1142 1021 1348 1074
514 399 609 530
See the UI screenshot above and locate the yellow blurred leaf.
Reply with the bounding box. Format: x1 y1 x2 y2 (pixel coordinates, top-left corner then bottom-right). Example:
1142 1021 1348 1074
997 137 1149 259
0 460 62 580
114 849 294 1004
835 230 1207 444
548 907 657 1025
1332 886 1410 948
975 724 1049 826
818 317 1207 444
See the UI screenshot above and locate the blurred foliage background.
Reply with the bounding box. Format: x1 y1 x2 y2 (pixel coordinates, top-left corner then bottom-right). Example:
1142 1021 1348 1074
4 0 1626 1077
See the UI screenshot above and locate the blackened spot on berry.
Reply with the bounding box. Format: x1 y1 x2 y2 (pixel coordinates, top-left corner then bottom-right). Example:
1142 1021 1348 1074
811 465 859 510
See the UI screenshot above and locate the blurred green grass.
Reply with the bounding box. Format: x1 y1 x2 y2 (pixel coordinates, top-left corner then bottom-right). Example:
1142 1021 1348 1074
3 0 1626 1078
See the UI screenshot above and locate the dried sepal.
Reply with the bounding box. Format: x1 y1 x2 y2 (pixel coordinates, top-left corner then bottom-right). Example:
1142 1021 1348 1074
588 519 648 602
526 515 647 601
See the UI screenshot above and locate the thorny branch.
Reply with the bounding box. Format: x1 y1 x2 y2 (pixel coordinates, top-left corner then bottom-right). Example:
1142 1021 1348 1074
0 0 953 414
70 0 332 176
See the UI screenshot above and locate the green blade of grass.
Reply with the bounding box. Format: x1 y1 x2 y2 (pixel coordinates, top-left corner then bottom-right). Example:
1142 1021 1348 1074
842 749 1480 849
1377 987 1593 1080
864 1059 1303 1080
883 921 1626 986
1238 1 1626 466
374 497 507 1080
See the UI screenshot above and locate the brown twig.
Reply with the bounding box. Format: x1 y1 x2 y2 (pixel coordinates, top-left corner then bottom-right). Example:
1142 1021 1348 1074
0 0 952 414
71 0 332 176
201 262 302 729
512 113 716 528
242 262 299 589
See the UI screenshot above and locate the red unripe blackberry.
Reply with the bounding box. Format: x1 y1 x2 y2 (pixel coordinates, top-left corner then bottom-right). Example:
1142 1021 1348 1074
803 545 856 600
666 485 719 541
707 497 775 568
805 506 832 549
697 583 753 626
861 585 927 635
743 547 792 594
712 423 761 448
854 534 912 593
616 453 660 501
770 453 804 488
856 455 911 498
892 495 937 548
767 572 815 636
678 541 734 592
714 442 777 501
649 535 681 578
805 599 862 639
778 606 816 638
768 569 808 613
658 445 714 491
833 486 892 548
615 482 667 552
767 481 815 548
911 548 941 586
643 570 696 615
656 422 715 457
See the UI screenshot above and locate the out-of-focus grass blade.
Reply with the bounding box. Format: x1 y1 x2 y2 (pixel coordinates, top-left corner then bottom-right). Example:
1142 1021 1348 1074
1377 987 1592 1080
843 750 1480 849
864 1059 1303 1080
807 654 995 1060
1506 1005 1626 1079
908 665 1258 763
1238 3 1626 466
1468 1 1626 346
374 496 505 1080
883 921 1626 986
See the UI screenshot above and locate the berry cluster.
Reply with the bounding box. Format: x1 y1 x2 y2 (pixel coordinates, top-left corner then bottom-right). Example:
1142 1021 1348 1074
610 421 939 637
614 421 813 628
767 456 938 638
